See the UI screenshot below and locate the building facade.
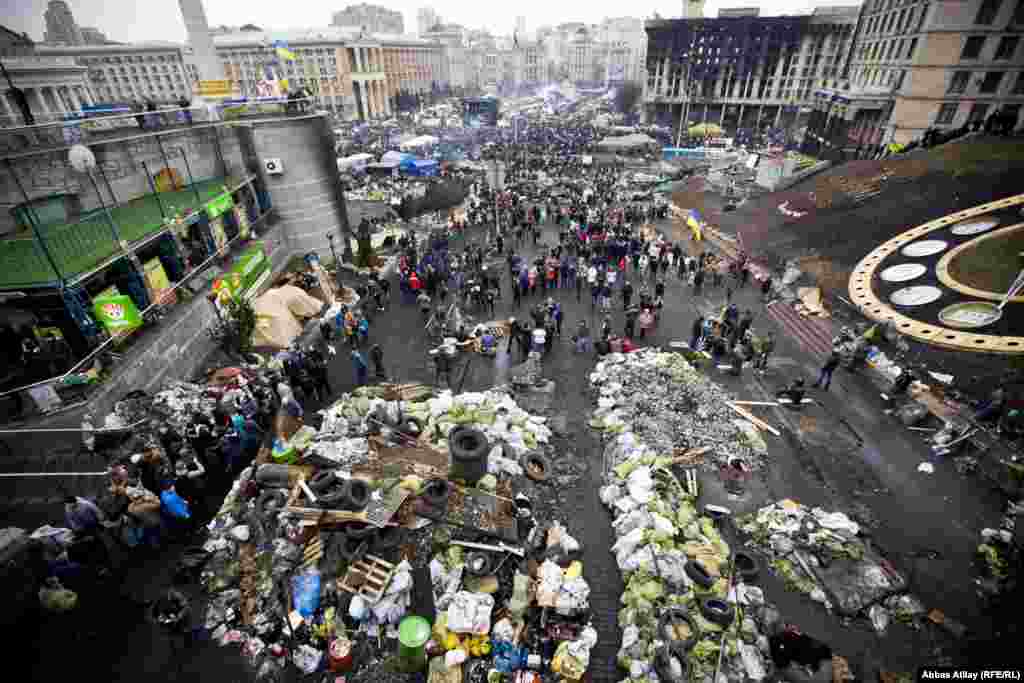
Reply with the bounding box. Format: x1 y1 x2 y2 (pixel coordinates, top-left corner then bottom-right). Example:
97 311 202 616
37 43 195 104
645 7 859 138
599 17 647 85
43 0 83 46
1 25 35 57
422 24 469 89
214 28 445 120
417 8 441 37
808 0 1024 150
331 4 405 35
0 54 93 125
79 27 109 45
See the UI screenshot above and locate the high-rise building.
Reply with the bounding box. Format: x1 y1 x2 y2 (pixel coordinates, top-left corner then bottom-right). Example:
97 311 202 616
331 4 405 35
177 0 223 82
43 0 83 46
806 0 1024 149
417 8 441 37
645 6 859 138
37 42 192 104
80 27 108 45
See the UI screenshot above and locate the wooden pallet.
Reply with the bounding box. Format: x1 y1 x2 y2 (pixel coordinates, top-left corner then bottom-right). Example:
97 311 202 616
338 554 396 603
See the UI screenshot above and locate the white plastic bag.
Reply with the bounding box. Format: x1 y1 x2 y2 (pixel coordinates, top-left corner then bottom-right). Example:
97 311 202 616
446 592 495 634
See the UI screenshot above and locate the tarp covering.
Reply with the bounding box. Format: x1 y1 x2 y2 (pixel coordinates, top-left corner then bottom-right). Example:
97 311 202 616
381 151 412 165
401 159 439 177
251 285 325 350
338 153 373 171
596 133 656 149
399 135 439 150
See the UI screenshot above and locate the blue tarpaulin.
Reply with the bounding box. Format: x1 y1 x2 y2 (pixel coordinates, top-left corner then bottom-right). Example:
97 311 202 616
400 159 439 177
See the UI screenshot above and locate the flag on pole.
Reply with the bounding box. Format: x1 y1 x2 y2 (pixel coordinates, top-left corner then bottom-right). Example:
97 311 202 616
273 40 296 61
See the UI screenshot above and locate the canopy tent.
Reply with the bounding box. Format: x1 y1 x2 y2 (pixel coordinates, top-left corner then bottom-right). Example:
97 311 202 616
337 152 373 172
399 135 439 151
381 151 413 165
596 133 657 150
251 284 325 350
400 158 439 177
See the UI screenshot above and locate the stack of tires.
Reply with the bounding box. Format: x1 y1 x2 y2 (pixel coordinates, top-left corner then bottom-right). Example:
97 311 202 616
309 471 371 512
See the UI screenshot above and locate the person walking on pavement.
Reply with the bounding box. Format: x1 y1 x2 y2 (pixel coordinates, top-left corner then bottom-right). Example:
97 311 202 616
370 344 386 380
693 268 704 296
813 349 841 390
351 348 368 386
622 280 633 309
755 332 774 374
761 276 773 304
690 315 705 350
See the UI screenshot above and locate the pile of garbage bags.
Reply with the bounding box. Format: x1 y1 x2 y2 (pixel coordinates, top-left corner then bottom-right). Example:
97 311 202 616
589 350 764 468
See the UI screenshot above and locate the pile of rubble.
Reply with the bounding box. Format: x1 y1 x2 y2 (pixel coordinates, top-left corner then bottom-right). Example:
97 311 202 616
591 350 844 682
198 384 597 681
589 350 766 470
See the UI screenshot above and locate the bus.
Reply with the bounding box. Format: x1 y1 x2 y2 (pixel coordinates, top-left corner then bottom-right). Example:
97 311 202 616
463 97 500 128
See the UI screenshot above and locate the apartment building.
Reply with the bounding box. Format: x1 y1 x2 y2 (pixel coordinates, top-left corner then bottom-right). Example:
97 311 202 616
645 7 859 136
811 0 1024 149
37 42 197 104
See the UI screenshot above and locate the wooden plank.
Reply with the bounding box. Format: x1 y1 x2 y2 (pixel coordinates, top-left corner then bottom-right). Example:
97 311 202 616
726 401 781 436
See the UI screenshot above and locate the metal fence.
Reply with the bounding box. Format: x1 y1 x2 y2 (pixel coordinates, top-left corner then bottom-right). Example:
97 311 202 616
0 96 319 156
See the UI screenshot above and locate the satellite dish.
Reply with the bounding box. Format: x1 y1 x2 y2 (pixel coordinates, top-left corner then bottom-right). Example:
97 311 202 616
68 144 96 173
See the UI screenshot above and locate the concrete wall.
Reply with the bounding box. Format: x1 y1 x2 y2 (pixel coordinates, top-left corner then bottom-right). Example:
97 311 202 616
0 123 247 235
244 114 351 256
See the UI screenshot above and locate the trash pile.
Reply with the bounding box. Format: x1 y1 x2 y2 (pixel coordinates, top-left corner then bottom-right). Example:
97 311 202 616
736 500 914 628
590 349 862 682
975 500 1020 597
199 383 598 682
588 350 766 469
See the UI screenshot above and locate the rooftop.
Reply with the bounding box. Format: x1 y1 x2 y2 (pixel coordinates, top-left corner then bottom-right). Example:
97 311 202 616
37 41 186 54
213 28 438 48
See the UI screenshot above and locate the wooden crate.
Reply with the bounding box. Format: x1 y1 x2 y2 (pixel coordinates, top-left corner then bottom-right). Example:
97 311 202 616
338 555 396 603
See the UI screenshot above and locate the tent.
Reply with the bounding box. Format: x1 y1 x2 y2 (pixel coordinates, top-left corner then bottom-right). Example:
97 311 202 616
381 150 412 165
337 153 373 172
251 285 325 350
596 133 657 150
400 158 439 177
399 135 439 151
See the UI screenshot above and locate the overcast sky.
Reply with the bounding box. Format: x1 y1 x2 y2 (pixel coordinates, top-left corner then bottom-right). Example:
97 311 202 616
2 0 850 43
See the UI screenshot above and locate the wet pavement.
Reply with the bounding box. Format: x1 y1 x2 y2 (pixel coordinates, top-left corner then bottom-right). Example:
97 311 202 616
6 195 1015 680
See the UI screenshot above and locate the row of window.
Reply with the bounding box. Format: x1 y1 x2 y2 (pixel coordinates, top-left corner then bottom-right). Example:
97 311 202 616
864 1 927 38
859 36 918 62
948 69 1024 94
962 34 1021 59
935 101 1021 125
973 0 1024 26
79 53 182 65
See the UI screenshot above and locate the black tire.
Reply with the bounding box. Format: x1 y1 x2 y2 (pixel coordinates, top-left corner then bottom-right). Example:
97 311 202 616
465 551 492 576
309 470 336 494
371 526 405 553
733 550 760 583
700 598 735 627
256 489 289 517
317 484 348 508
422 478 452 508
341 521 376 539
685 560 716 589
340 537 367 561
340 479 371 512
653 643 689 682
658 608 698 652
449 427 488 460
522 453 551 482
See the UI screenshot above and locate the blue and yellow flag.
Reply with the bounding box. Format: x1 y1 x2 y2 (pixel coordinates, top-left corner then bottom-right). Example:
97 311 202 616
273 40 296 61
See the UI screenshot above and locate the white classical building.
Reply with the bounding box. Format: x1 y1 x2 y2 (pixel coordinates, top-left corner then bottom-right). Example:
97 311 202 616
0 55 95 125
37 42 198 104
